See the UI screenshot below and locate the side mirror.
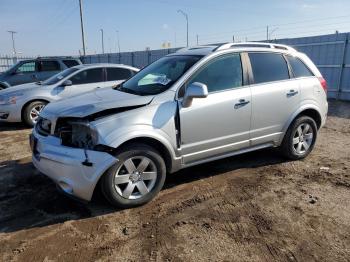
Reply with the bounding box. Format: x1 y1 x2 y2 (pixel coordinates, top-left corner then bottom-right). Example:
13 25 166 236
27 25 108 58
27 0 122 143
182 82 208 108
62 80 72 87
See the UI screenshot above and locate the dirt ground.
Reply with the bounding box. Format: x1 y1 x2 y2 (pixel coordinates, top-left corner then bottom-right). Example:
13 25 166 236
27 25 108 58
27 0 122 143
0 100 349 262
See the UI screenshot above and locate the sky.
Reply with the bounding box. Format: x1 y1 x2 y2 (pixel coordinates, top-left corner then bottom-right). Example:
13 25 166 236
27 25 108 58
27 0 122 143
0 0 350 56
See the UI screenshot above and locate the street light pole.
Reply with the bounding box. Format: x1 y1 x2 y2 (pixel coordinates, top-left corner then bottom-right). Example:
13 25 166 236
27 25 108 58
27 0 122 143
177 9 188 47
79 0 86 56
268 27 279 41
116 30 121 53
7 31 17 56
100 29 104 54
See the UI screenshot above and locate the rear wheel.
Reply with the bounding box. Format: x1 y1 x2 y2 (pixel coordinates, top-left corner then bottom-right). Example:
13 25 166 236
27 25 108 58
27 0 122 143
281 116 317 160
100 143 166 208
23 101 47 127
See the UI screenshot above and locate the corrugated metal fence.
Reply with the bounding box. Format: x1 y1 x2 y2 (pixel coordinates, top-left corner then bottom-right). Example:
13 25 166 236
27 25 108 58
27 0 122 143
81 48 179 69
81 32 350 100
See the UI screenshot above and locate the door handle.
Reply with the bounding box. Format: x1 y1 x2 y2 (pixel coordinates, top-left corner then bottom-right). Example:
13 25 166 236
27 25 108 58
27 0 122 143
287 90 298 97
234 99 250 109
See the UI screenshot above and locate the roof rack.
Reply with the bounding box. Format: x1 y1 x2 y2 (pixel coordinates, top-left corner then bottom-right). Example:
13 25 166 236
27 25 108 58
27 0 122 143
176 45 219 53
214 42 296 52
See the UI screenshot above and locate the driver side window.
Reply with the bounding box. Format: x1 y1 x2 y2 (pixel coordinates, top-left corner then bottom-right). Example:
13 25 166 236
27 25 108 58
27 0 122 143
69 68 104 85
180 53 243 97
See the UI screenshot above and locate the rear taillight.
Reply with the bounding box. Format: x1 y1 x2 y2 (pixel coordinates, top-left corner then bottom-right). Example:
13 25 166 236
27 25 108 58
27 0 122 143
318 77 327 93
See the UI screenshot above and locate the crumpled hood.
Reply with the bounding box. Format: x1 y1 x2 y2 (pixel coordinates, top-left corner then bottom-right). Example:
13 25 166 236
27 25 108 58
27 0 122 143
41 87 154 120
0 82 38 95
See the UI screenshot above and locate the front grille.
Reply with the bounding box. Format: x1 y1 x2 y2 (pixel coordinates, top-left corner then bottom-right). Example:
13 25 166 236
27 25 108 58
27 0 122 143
36 117 51 136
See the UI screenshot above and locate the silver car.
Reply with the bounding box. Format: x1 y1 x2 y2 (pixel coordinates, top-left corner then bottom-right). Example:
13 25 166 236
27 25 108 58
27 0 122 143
31 43 328 208
0 63 139 126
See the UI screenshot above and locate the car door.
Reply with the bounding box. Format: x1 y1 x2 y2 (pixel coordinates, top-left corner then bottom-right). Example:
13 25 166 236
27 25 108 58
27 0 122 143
247 52 300 146
179 53 252 165
8 61 40 85
36 60 61 81
105 67 135 87
54 67 105 98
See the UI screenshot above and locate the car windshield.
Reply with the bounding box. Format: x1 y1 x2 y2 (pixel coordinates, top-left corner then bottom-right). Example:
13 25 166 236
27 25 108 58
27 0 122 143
116 55 202 96
41 67 79 85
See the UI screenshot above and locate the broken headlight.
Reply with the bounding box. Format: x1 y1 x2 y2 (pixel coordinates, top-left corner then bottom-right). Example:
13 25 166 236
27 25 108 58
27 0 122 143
55 119 98 149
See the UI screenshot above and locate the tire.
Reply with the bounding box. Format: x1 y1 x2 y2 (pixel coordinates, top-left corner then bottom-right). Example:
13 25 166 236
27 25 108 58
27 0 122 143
23 101 47 127
100 143 166 208
280 116 318 160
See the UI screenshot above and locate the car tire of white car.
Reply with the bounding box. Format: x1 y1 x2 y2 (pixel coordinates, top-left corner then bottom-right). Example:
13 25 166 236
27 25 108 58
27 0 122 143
100 143 166 208
281 116 318 160
23 100 48 127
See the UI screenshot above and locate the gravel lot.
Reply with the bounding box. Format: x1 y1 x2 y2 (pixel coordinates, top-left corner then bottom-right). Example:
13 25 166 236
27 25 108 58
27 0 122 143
0 100 349 262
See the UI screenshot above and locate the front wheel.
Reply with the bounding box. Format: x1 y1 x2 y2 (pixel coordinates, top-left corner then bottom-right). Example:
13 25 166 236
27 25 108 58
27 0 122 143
100 143 166 208
280 116 318 160
23 101 47 127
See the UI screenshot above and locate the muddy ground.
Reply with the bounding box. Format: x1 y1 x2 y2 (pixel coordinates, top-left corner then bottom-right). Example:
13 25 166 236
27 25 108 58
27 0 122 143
0 100 349 262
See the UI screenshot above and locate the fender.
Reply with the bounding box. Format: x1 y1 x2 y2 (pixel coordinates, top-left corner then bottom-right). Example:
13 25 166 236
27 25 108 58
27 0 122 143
0 81 10 89
98 125 182 173
279 101 322 145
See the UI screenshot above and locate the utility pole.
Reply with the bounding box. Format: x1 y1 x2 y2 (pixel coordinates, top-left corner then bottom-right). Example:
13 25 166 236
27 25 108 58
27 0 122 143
116 30 121 53
232 35 235 43
196 34 199 45
266 26 269 41
100 29 104 54
177 10 189 47
79 0 86 56
7 31 17 56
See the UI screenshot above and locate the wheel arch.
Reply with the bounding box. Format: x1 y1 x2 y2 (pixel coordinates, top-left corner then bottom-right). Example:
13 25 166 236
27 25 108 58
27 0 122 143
21 99 50 121
112 136 176 174
279 105 322 145
0 82 10 89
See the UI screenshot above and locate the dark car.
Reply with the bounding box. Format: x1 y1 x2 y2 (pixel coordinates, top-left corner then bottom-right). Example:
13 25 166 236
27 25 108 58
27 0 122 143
0 57 82 90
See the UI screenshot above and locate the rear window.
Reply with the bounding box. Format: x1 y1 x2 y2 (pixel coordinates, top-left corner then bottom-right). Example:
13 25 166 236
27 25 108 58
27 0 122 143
63 60 80 68
249 53 290 84
106 67 133 81
39 61 60 71
287 56 314 78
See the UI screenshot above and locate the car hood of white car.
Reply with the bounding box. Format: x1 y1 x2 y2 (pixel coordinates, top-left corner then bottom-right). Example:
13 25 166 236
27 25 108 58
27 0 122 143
41 87 154 119
0 82 40 95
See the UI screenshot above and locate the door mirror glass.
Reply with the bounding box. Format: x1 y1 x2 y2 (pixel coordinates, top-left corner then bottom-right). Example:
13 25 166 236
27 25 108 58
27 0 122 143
62 79 72 86
182 82 208 108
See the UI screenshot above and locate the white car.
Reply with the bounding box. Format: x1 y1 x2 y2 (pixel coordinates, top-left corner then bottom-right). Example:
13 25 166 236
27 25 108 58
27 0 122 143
31 42 328 208
0 64 139 126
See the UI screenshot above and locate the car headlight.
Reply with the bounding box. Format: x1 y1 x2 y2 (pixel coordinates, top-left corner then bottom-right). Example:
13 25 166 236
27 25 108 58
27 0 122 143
55 118 98 149
0 93 24 105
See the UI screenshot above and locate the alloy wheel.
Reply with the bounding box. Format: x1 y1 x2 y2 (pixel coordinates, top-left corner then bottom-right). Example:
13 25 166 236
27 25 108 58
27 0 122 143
114 156 158 200
30 104 45 123
292 123 314 155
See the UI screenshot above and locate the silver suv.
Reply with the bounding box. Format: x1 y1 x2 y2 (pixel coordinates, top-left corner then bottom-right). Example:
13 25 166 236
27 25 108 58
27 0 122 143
31 42 328 208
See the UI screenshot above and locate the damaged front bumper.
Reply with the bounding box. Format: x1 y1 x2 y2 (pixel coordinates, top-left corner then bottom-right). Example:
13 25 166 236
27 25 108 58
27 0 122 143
31 128 118 201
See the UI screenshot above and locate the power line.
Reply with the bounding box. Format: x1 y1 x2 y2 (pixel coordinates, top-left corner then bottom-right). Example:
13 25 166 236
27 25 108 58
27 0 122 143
198 15 350 39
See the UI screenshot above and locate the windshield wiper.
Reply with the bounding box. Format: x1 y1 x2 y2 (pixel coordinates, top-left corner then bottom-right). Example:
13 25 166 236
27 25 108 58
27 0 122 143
114 83 140 95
